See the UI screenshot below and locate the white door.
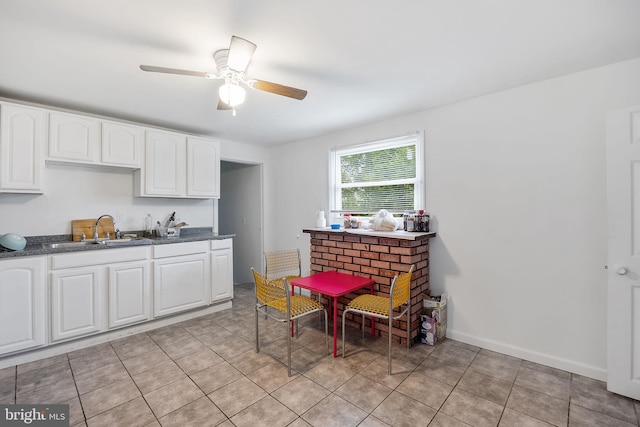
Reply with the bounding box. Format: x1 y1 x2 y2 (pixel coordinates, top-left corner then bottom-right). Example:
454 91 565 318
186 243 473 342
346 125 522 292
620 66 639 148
48 111 101 163
211 243 233 302
0 103 46 193
102 121 143 167
108 261 150 328
144 130 185 196
187 137 220 198
0 257 46 355
50 267 102 342
153 254 209 317
607 105 640 399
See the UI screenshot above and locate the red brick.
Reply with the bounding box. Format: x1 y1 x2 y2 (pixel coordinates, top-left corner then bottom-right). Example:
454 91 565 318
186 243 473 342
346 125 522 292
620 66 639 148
390 246 417 255
353 258 370 266
353 243 369 251
361 236 380 244
361 266 379 276
370 244 390 253
380 253 400 263
361 251 380 260
344 249 361 257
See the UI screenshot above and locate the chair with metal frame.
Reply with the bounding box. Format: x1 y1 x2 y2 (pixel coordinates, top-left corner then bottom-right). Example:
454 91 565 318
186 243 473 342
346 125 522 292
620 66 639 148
264 248 304 334
264 248 302 284
341 265 415 375
252 268 328 376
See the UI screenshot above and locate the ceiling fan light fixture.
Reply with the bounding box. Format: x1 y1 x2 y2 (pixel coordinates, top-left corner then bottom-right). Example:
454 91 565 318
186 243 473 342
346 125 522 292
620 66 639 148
219 82 246 107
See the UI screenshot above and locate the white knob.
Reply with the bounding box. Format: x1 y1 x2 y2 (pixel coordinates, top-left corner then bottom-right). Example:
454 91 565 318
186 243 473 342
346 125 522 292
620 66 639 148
616 266 629 275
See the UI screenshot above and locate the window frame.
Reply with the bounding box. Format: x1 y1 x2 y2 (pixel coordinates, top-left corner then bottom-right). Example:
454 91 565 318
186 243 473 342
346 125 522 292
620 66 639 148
329 133 424 215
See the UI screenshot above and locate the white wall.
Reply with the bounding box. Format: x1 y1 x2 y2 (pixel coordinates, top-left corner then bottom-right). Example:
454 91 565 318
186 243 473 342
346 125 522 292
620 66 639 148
1 164 214 236
266 57 640 379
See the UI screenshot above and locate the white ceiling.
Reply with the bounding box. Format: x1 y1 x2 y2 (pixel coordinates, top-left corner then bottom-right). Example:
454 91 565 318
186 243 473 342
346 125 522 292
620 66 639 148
1 0 639 147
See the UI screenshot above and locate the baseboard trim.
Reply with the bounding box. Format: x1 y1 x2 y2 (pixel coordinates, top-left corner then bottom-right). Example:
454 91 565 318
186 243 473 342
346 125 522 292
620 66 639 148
447 329 607 382
0 300 232 370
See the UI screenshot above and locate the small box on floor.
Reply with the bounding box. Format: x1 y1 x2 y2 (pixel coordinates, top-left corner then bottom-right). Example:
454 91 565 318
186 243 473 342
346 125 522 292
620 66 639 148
420 292 447 345
420 315 437 345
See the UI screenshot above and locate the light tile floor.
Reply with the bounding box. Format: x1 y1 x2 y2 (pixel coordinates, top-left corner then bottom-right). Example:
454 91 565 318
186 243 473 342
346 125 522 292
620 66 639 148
1 282 639 426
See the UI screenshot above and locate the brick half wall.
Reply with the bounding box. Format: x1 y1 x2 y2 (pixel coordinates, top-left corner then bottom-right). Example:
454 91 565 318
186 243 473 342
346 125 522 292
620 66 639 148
304 229 434 347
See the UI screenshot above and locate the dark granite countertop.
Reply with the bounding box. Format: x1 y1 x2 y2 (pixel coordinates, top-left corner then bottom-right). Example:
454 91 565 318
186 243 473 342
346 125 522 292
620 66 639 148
0 227 235 260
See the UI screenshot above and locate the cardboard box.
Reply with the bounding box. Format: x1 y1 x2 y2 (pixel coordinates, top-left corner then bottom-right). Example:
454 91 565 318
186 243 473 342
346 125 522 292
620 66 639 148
423 292 447 309
420 293 447 345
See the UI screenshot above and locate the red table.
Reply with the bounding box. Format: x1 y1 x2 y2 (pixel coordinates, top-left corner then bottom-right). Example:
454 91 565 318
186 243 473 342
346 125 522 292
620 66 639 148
291 271 375 357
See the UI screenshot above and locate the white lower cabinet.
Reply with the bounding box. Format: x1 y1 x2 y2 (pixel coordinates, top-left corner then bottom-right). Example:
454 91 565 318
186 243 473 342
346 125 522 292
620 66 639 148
49 246 150 342
50 267 102 342
108 261 150 328
0 257 46 355
153 241 210 317
211 239 233 302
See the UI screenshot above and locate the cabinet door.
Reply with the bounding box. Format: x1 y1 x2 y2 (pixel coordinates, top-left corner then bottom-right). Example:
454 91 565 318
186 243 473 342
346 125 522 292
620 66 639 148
102 122 143 167
0 103 46 193
50 267 102 342
144 130 186 196
211 245 233 302
187 137 220 198
108 261 150 328
0 257 46 355
153 253 209 317
49 112 101 163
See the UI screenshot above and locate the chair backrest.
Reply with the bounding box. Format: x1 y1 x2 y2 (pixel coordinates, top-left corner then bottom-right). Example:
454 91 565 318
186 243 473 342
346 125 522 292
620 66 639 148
389 264 415 309
252 268 288 306
264 249 301 281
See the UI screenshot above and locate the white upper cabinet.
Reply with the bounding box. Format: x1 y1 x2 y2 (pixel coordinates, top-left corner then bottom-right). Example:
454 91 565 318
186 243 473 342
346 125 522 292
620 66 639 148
48 113 144 169
48 111 101 163
136 131 220 199
0 103 46 193
102 121 143 167
140 130 186 197
187 136 220 198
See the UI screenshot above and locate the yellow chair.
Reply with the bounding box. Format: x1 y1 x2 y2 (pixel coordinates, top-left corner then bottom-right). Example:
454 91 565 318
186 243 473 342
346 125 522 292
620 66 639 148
264 249 303 333
252 268 328 376
341 265 415 375
265 248 302 283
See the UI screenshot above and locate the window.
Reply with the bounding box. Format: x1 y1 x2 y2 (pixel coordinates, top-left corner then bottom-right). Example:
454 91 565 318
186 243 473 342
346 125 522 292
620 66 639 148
329 133 424 214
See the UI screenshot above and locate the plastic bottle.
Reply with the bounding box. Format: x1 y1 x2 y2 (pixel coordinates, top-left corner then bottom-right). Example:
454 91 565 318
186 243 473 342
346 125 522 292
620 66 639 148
144 214 153 236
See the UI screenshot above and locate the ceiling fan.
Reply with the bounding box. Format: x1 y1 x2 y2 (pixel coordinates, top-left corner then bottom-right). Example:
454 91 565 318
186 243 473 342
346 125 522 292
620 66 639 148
140 36 307 114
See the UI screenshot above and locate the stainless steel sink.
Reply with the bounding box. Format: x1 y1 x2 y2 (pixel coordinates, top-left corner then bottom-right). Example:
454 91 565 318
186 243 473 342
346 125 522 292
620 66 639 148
42 241 101 249
42 237 150 250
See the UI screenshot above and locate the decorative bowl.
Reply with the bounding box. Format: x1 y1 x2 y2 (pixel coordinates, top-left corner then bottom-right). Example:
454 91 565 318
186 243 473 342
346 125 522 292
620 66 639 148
0 233 27 251
330 224 341 229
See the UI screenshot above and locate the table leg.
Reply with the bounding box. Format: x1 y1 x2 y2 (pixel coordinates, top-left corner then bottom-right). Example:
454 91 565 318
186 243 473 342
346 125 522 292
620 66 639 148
333 296 338 357
370 283 375 336
291 285 295 337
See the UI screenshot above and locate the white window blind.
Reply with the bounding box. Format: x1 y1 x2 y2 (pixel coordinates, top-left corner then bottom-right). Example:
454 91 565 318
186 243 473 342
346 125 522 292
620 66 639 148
330 133 424 214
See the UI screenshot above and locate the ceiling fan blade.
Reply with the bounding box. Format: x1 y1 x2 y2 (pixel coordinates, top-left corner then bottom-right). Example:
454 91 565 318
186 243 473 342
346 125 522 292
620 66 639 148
140 65 209 78
251 80 307 100
217 99 232 110
226 36 257 72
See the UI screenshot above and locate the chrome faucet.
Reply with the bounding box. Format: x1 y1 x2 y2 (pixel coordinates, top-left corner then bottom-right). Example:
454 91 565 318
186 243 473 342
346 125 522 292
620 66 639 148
94 214 115 242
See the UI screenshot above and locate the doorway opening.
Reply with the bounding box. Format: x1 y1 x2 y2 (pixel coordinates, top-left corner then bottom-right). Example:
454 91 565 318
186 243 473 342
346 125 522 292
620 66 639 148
218 160 263 286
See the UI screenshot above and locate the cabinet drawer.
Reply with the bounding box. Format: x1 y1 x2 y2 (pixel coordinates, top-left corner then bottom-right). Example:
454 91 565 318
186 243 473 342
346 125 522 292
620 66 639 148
153 241 208 258
210 239 232 250
50 246 149 269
